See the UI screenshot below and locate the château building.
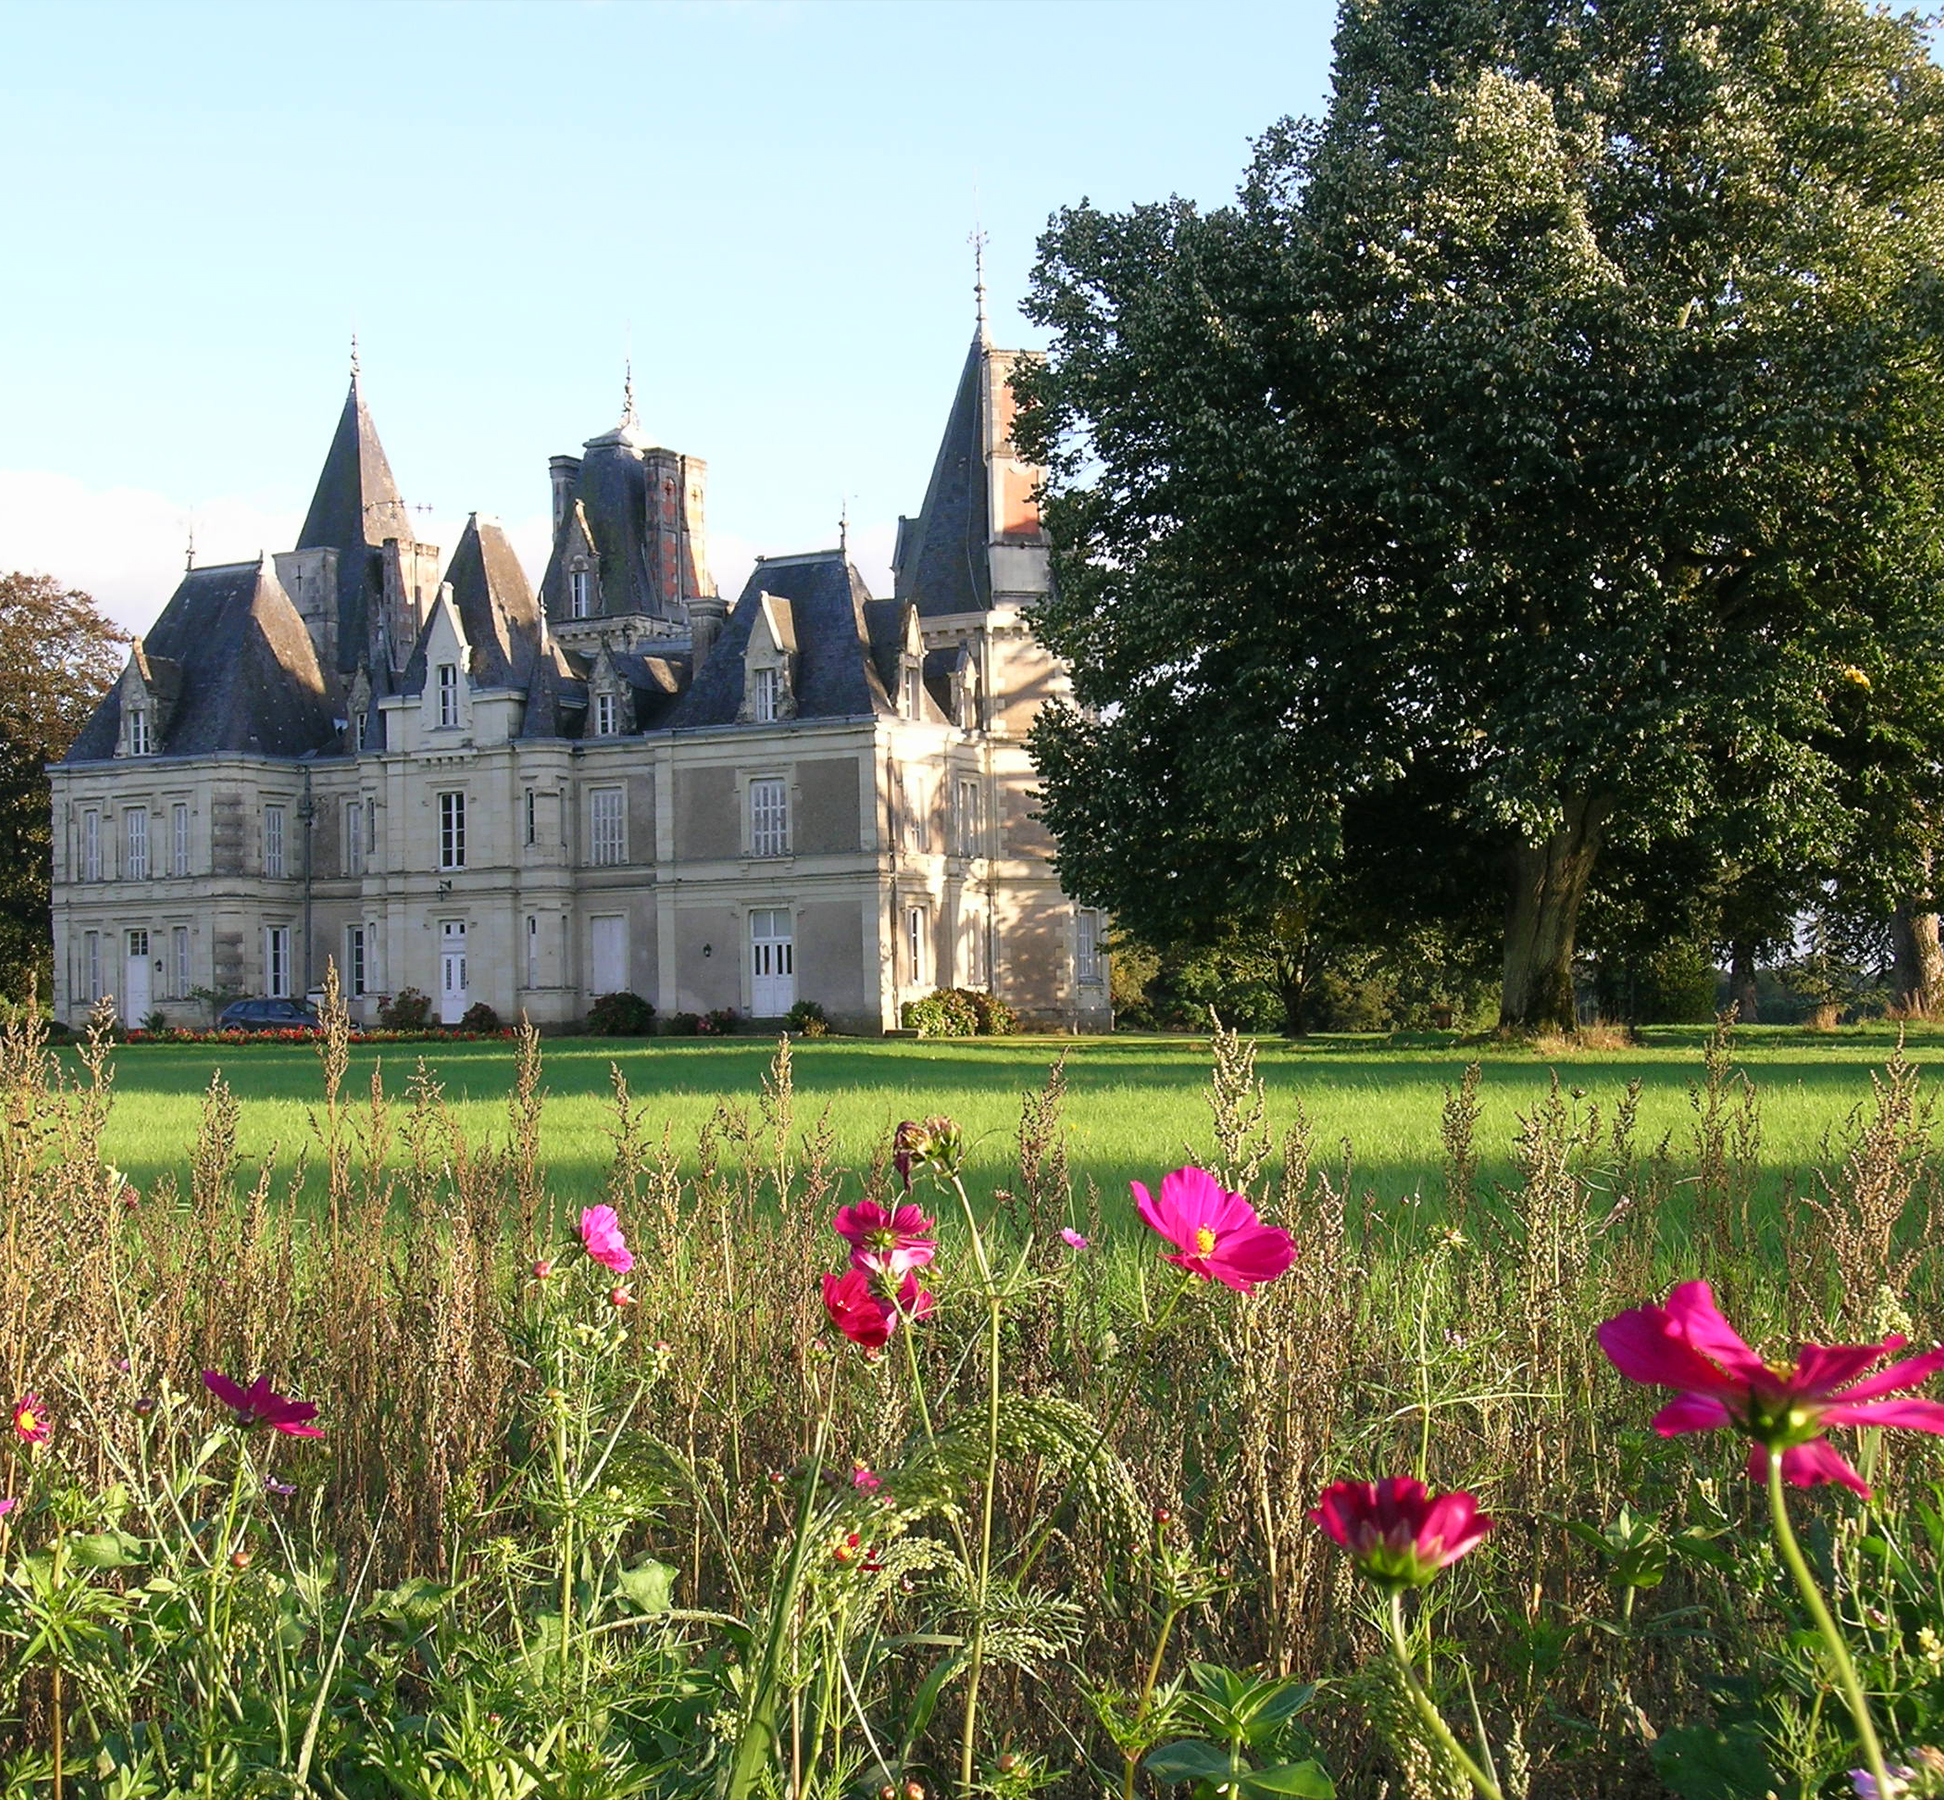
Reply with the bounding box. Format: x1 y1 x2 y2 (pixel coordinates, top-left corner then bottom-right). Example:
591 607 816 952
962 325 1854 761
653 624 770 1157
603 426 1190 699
48 325 1111 1033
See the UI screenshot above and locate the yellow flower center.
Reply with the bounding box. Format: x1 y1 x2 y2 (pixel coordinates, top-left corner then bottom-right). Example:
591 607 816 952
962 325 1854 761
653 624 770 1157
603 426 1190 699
16 1410 36 1433
1194 1226 1219 1257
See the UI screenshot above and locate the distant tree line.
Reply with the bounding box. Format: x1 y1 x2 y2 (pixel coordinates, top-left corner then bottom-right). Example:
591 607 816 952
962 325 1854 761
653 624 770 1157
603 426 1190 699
1015 0 1944 1036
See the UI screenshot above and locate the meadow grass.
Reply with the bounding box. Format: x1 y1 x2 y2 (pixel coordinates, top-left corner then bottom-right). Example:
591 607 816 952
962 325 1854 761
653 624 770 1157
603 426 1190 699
76 1020 1944 1223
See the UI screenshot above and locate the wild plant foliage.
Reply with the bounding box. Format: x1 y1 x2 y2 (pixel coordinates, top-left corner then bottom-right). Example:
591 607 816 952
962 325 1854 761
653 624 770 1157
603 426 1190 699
0 996 1941 1798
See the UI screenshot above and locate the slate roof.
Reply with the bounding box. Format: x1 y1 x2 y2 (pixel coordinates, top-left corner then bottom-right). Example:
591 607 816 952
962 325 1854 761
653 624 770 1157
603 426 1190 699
667 551 895 729
296 375 414 673
442 514 543 689
64 561 340 762
538 415 687 626
893 334 991 618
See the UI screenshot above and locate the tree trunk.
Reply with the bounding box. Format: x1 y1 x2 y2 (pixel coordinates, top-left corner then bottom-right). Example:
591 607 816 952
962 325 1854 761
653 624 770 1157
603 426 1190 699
1498 796 1609 1034
1730 939 1759 1024
1890 903 1942 1017
1272 946 1311 1038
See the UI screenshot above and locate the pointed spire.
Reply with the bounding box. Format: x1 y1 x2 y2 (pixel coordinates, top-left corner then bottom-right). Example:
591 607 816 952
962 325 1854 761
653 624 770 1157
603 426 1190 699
970 226 990 346
349 331 360 382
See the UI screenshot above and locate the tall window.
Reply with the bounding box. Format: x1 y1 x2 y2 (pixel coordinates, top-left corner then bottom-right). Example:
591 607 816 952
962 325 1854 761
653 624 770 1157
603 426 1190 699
437 663 459 727
749 777 789 857
438 791 466 870
83 930 101 1003
264 805 286 878
752 667 781 723
955 778 980 858
346 799 364 875
590 787 625 865
963 914 988 988
81 808 101 882
525 914 539 988
906 906 925 984
171 925 190 999
127 707 152 755
345 926 367 998
904 666 924 718
1077 909 1104 985
171 802 189 877
265 926 291 998
125 806 148 880
595 692 617 737
524 788 536 846
568 566 591 618
904 774 929 852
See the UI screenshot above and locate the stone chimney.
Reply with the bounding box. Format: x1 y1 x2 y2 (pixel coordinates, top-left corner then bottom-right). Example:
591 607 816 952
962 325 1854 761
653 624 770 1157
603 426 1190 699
687 593 728 670
548 456 581 535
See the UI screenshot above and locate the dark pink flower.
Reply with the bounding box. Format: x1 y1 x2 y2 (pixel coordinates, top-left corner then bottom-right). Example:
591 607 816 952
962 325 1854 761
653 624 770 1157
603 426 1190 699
579 1205 634 1274
202 1371 325 1438
1131 1167 1295 1292
822 1267 934 1350
1060 1227 1089 1250
0 1497 15 1518
11 1395 49 1444
833 1200 938 1278
1310 1476 1493 1589
851 1462 882 1493
1598 1280 1944 1497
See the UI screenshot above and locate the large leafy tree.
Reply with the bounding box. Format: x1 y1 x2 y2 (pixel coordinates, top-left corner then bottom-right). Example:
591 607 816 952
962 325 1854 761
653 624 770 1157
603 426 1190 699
1016 0 1944 1030
0 573 128 999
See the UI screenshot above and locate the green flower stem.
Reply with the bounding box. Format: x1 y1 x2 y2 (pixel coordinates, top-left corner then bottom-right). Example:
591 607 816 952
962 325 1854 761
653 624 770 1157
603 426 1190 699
1764 1449 1894 1800
1123 1600 1186 1800
1016 1270 1198 1587
1384 1591 1504 1800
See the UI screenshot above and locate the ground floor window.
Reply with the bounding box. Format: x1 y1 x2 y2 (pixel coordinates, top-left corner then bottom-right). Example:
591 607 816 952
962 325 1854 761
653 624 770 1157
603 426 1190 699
1077 909 1104 985
266 925 292 998
345 925 367 998
172 925 190 999
82 930 101 1004
905 906 925 985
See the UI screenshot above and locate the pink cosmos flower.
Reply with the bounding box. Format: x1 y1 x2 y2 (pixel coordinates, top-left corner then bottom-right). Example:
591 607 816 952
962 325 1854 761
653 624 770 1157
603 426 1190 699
833 1200 938 1278
0 1498 16 1517
11 1395 49 1444
1131 1167 1295 1292
1310 1476 1493 1589
822 1267 934 1350
202 1371 325 1438
579 1205 634 1274
851 1462 882 1493
1060 1228 1089 1250
1598 1280 1944 1497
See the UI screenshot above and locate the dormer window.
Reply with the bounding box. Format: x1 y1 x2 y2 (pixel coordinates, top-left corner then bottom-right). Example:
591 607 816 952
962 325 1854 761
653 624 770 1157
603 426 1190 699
904 666 924 719
595 692 617 737
127 707 153 756
569 566 591 619
437 663 459 727
752 666 781 723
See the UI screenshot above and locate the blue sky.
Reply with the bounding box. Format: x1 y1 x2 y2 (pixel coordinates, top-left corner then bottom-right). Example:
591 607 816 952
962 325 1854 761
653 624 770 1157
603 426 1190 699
0 0 1337 634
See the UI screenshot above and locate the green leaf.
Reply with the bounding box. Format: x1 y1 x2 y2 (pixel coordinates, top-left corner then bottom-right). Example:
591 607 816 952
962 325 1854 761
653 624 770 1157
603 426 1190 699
70 1530 145 1568
1236 1762 1334 1799
614 1558 677 1613
1145 1741 1241 1785
1649 1724 1775 1800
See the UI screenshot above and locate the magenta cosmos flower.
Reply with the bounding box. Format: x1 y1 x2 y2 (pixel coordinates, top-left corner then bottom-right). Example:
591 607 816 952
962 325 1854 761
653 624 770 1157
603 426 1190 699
1131 1167 1295 1292
579 1205 634 1274
822 1266 934 1351
203 1371 325 1438
832 1200 937 1278
1598 1280 1944 1496
10 1395 49 1444
1310 1476 1493 1589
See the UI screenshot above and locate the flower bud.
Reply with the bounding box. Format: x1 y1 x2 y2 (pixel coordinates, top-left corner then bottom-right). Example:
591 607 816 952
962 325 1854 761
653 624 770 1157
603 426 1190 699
229 1547 253 1570
533 1259 553 1280
609 1286 635 1308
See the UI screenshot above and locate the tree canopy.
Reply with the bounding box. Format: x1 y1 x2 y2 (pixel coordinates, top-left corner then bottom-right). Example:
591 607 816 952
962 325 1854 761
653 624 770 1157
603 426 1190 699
0 572 129 999
1016 0 1944 1030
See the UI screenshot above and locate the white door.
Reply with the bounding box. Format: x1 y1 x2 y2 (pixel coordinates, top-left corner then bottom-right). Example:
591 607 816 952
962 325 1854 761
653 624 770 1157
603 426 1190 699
439 920 467 1023
123 930 151 1023
750 909 795 1015
589 915 627 995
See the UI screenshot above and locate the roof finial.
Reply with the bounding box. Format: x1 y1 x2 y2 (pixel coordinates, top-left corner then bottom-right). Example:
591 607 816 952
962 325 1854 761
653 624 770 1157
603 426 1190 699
622 357 636 426
184 514 195 571
349 332 360 382
969 225 990 344
839 496 850 559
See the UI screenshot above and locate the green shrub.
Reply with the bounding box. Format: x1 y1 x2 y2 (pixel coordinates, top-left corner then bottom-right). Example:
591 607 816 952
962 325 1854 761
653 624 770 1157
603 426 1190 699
903 987 1011 1037
665 1011 701 1036
968 989 1019 1035
701 1006 738 1036
459 1000 504 1034
785 999 831 1037
378 986 432 1030
586 990 656 1036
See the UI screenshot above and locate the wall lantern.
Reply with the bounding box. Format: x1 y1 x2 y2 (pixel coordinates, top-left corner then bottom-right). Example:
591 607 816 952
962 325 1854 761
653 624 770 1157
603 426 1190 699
702 944 713 957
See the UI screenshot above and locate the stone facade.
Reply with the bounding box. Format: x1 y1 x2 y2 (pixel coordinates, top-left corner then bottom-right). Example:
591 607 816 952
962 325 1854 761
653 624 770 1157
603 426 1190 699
50 330 1112 1034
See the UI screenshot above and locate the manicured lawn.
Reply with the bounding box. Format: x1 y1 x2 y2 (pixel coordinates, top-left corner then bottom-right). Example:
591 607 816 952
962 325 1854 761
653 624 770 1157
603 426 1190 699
69 1022 1944 1220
